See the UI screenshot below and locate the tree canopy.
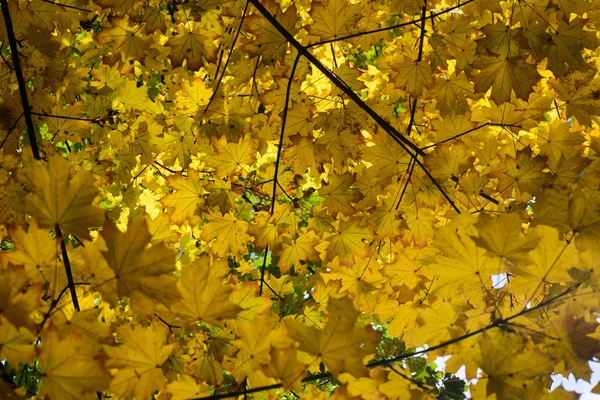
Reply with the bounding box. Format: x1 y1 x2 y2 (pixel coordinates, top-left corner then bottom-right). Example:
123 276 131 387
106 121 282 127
1 0 600 398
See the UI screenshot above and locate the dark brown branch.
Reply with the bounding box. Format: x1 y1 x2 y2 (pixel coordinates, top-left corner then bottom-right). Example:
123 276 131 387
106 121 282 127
258 245 269 297
368 282 580 367
247 0 424 158
1 0 40 159
191 282 581 399
396 158 416 210
271 53 301 215
38 282 90 331
155 313 181 332
197 383 284 399
39 0 92 12
204 0 250 113
307 0 474 48
31 111 100 122
403 4 426 138
421 123 521 150
55 225 80 311
248 0 460 213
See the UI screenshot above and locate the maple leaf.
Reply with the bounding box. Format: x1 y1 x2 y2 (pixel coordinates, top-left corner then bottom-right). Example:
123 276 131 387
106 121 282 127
4 221 60 289
470 213 540 265
204 136 257 178
265 347 308 390
167 22 218 70
285 297 382 378
0 265 43 330
0 316 36 366
472 330 554 400
95 18 148 62
497 148 550 198
319 173 363 217
277 230 324 274
307 0 362 42
428 221 498 297
551 71 600 125
199 209 252 257
472 56 540 104
38 326 112 400
97 217 181 312
161 169 206 224
23 154 105 240
171 255 241 326
162 375 210 400
104 322 174 399
392 58 435 98
322 216 372 263
243 0 299 63
546 19 599 77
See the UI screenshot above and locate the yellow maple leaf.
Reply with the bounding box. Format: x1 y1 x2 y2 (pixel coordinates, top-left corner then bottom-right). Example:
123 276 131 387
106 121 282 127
307 0 361 42
204 136 257 178
38 326 112 400
167 22 218 70
428 222 499 297
470 213 540 265
277 230 324 274
97 217 181 312
104 322 174 399
510 226 577 300
161 374 210 400
473 330 553 400
0 265 43 330
0 316 36 367
265 346 308 391
551 71 600 125
161 170 206 225
95 17 148 62
23 154 105 240
497 148 550 199
392 58 436 98
285 297 382 378
199 209 252 258
323 216 372 263
232 314 279 381
472 56 540 104
403 301 461 348
5 221 62 291
171 255 241 326
324 255 385 296
175 78 213 112
319 173 363 217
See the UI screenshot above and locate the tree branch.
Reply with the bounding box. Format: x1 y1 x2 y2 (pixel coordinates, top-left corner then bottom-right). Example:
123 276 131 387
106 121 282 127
55 225 80 311
204 0 250 113
307 0 474 48
247 0 425 158
1 0 40 159
191 282 581 399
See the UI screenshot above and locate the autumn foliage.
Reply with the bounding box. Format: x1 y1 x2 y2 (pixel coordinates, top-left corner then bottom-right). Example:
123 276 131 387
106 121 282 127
1 0 600 398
